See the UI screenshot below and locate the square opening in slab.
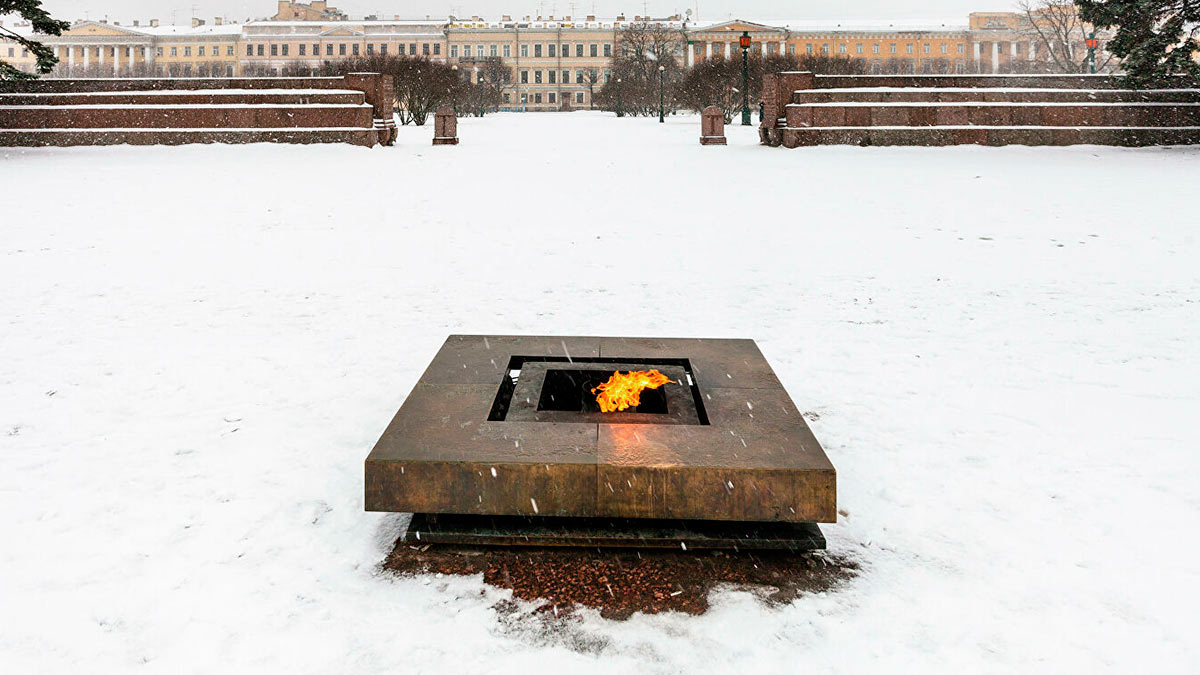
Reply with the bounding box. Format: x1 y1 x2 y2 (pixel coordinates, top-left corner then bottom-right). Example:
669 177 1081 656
537 369 669 415
487 356 709 425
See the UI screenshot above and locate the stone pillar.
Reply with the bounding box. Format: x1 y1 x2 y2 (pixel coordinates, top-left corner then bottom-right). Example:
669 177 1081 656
1029 41 1036 62
83 45 89 70
992 41 1000 73
345 72 397 146
687 43 694 68
705 41 712 60
113 45 120 74
725 42 731 59
973 42 981 70
433 106 458 145
700 105 727 145
68 45 75 72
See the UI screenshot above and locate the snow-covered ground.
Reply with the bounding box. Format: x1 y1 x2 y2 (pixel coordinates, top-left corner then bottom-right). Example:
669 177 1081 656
2 112 1198 673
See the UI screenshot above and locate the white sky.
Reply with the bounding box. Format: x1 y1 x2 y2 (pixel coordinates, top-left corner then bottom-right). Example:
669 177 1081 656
26 1 1015 26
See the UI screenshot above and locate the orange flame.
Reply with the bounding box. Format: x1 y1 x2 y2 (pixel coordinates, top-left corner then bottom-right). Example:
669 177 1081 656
592 370 671 413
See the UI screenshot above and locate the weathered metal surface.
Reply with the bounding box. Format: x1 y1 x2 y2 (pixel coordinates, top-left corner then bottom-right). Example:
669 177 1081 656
404 513 826 550
365 335 837 523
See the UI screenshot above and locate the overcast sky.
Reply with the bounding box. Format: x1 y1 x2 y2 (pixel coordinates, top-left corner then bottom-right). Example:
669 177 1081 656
27 1 1015 26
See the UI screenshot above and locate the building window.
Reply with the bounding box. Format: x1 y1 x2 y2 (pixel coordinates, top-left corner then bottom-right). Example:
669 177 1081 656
548 70 556 84
476 45 484 58
520 70 528 83
603 70 611 83
246 45 253 56
788 44 795 54
300 44 308 56
534 93 542 103
890 44 897 54
520 93 527 104
326 44 333 56
873 44 880 54
408 44 415 55
282 44 289 56
313 44 319 55
381 44 388 55
227 46 234 56
548 92 556 103
576 70 584 83
924 44 931 54
534 70 542 83
820 44 828 55
548 43 556 57
503 44 511 58
351 44 359 56
576 44 583 57
365 44 372 55
839 44 846 54
534 44 542 57
941 44 948 54
958 44 965 54
171 47 178 56
489 44 498 57
339 44 346 56
423 43 430 55
806 44 813 54
6 47 12 57
856 43 863 54
451 45 458 58
521 44 529 57
271 44 278 56
590 44 598 57
604 43 612 57
562 70 569 83
575 92 584 103
434 44 440 55
907 44 914 54
198 46 206 56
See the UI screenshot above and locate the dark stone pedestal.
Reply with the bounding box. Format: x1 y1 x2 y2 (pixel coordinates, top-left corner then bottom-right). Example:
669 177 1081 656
405 514 826 550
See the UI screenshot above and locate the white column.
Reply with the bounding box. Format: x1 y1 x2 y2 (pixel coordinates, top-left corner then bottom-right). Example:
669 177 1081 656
992 41 999 73
687 42 694 68
705 41 712 60
725 42 731 59
973 41 981 69
98 44 105 67
83 44 90 69
113 45 119 74
68 45 75 71
1029 41 1036 61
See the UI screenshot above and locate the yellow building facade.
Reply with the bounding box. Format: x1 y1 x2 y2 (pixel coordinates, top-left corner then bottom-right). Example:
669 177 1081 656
446 15 678 111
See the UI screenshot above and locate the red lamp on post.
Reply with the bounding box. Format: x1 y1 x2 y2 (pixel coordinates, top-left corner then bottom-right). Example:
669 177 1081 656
1085 32 1099 74
739 31 752 126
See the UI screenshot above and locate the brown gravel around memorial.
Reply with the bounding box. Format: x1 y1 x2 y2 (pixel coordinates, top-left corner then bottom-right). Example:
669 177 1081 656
384 541 858 619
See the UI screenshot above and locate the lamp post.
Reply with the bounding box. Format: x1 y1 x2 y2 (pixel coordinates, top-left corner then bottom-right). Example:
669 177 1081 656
739 30 752 126
616 78 623 117
451 64 459 114
658 64 666 123
474 66 480 116
1085 32 1099 74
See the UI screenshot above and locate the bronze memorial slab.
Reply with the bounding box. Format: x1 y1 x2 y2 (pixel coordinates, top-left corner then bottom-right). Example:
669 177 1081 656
365 336 837 538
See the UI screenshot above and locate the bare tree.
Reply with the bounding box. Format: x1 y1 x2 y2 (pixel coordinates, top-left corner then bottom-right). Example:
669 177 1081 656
1018 1 1117 73
595 21 685 116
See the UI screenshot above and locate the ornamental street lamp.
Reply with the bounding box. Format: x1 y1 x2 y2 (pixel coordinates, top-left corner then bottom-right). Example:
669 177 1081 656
739 30 752 126
451 64 459 113
658 64 666 123
616 78 624 117
1085 33 1099 74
